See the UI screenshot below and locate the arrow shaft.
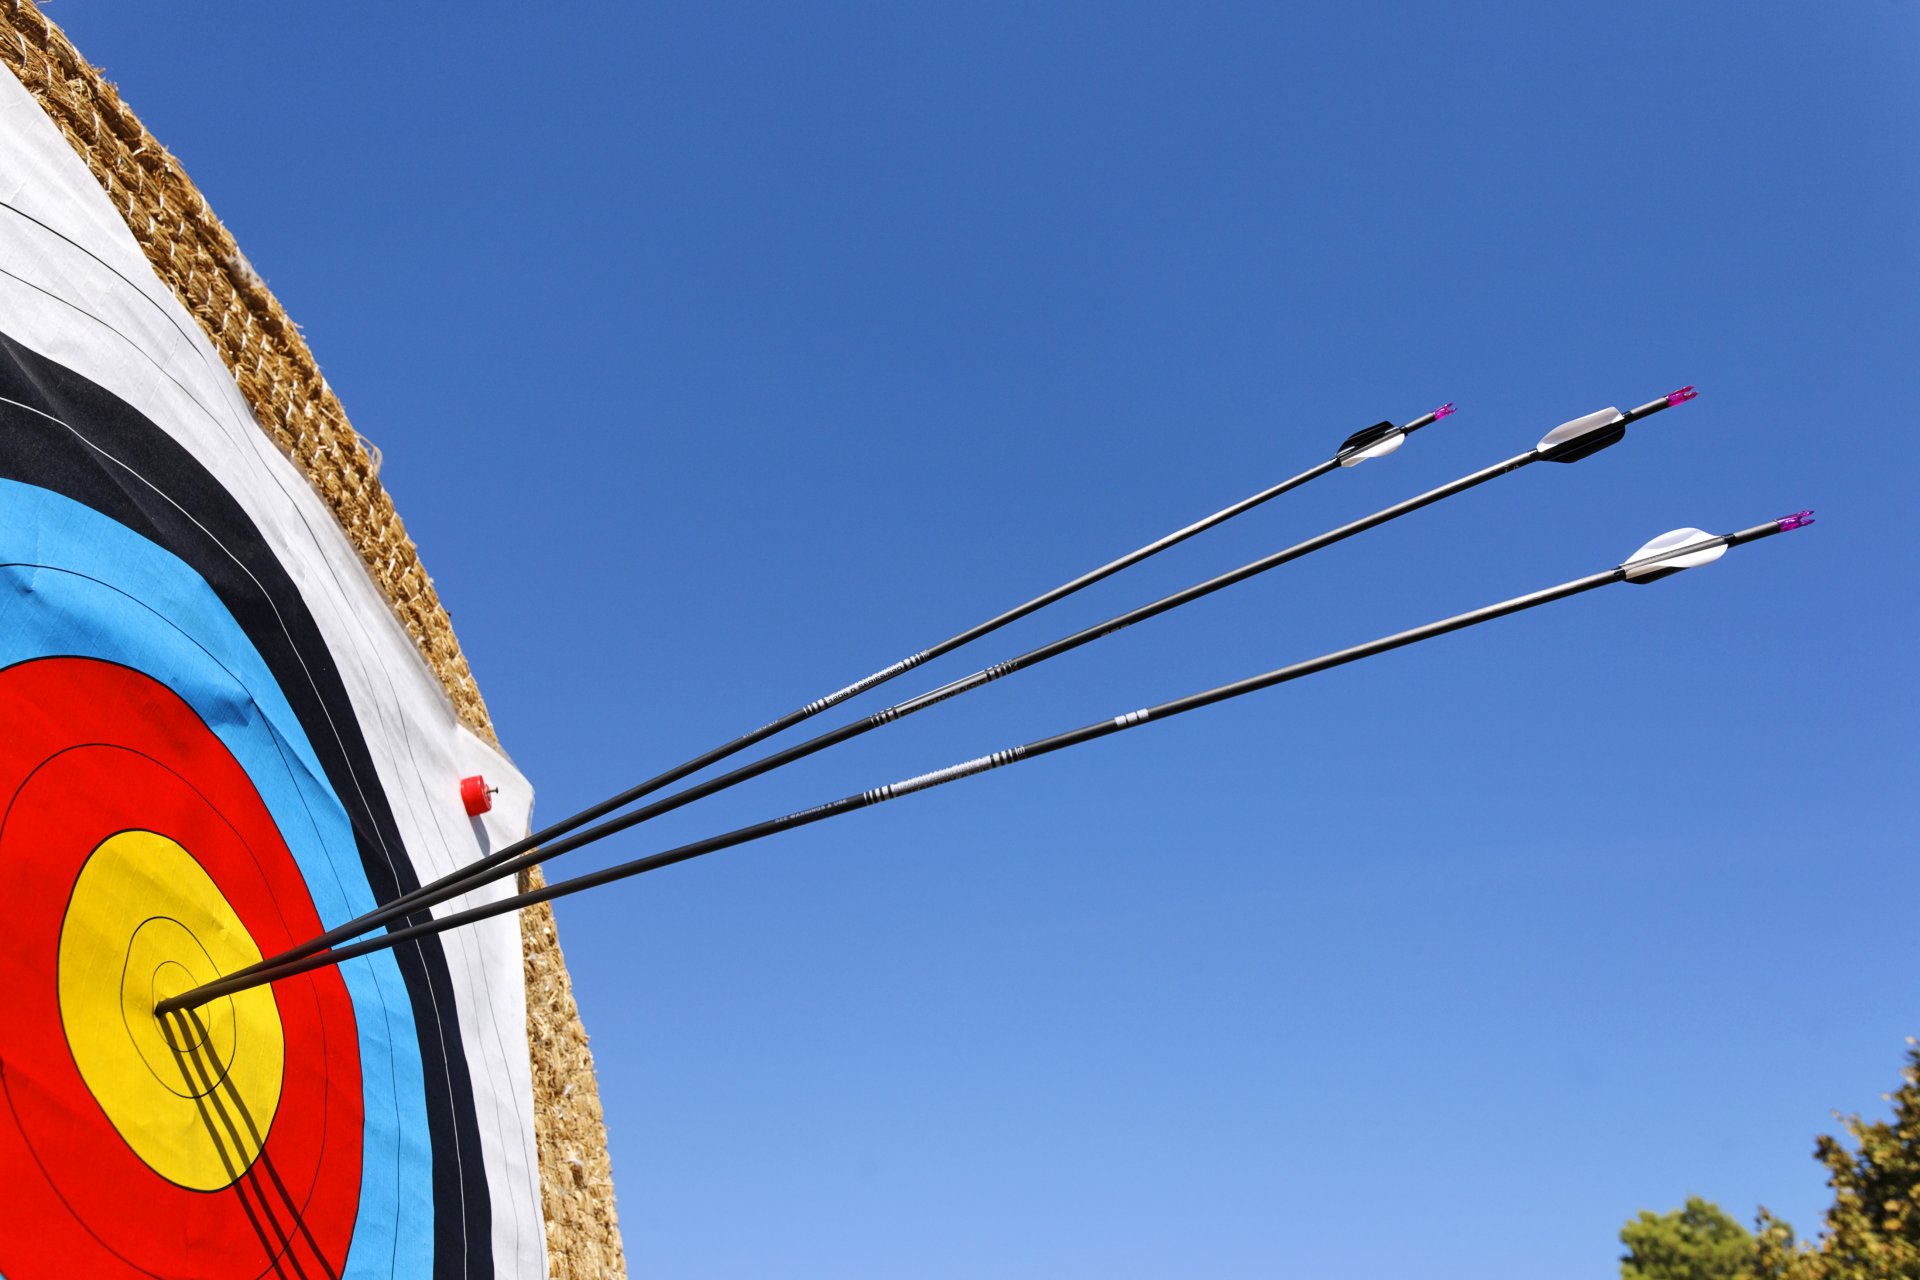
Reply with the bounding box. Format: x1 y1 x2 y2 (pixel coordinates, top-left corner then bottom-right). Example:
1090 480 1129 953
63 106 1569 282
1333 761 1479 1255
240 445 1535 970
223 406 1446 983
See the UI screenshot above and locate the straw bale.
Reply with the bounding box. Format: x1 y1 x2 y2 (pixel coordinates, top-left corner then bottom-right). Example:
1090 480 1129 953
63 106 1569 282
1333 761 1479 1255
0 4 626 1274
521 866 630 1280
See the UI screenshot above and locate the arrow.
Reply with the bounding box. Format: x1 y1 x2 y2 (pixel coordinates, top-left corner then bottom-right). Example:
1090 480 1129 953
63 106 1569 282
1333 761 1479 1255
206 400 1454 980
206 387 1694 980
157 501 1809 1015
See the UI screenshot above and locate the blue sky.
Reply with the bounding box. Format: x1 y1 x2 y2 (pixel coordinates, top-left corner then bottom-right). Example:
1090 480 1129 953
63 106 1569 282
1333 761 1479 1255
54 3 1916 1275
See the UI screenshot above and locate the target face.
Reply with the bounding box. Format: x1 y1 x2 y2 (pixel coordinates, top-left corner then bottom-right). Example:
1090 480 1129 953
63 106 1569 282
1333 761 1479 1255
0 215 544 1275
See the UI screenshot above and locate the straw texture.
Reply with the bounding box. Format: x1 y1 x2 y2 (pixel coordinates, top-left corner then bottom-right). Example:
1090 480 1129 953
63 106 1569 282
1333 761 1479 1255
522 867 630 1280
0 4 627 1274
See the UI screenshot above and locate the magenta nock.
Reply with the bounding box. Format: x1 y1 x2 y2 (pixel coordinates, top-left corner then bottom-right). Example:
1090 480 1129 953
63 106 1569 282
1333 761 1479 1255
1665 385 1698 407
1433 402 1457 420
1777 509 1816 532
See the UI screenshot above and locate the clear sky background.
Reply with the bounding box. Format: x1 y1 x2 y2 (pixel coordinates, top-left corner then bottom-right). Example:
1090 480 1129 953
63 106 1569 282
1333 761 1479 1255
50 3 1917 1276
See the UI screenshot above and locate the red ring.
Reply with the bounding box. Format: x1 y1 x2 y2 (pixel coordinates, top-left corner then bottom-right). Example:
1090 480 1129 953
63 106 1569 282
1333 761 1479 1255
0 658 362 1279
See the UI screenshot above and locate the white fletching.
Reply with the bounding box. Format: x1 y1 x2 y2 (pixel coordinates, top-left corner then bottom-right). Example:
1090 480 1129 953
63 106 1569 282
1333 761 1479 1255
1623 527 1728 580
1337 430 1406 467
1537 407 1625 452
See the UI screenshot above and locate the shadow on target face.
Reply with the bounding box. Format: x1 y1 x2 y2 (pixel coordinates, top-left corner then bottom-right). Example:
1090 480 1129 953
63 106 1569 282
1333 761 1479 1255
160 1002 341 1280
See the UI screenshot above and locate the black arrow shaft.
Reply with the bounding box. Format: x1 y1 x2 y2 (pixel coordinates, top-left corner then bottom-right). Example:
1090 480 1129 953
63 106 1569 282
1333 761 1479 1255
269 447 1538 950
159 515 1793 1015
223 406 1446 983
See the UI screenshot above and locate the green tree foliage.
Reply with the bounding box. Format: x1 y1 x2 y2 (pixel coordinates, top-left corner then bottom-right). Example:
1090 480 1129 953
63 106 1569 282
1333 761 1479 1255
1626 1039 1920 1280
1761 1038 1920 1279
1621 1197 1760 1280
1751 1211 1818 1280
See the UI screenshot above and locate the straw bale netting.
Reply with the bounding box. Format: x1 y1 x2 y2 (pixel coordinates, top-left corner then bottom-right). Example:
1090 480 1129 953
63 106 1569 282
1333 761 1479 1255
0 4 626 1275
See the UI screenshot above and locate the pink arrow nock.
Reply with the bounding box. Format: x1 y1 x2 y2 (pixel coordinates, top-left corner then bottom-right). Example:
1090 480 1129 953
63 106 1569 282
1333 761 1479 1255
1776 509 1816 532
1665 385 1698 407
1432 401 1457 420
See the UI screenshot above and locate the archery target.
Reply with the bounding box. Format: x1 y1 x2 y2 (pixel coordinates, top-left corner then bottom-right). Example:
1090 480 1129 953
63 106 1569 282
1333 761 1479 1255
1 61 545 1280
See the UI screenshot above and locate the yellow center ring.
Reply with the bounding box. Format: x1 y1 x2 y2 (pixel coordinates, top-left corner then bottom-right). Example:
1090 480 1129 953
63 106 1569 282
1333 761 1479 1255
57 831 286 1190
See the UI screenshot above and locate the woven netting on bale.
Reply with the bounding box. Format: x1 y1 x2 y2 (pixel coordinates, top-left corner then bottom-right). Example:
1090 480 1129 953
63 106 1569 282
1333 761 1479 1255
0 3 627 1274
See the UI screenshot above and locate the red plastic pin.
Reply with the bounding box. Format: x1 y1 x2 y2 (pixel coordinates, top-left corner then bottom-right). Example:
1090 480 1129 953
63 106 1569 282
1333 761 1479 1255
460 775 498 818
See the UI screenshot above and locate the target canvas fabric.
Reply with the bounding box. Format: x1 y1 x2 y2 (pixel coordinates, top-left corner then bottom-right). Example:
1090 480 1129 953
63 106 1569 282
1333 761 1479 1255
0 64 546 1279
